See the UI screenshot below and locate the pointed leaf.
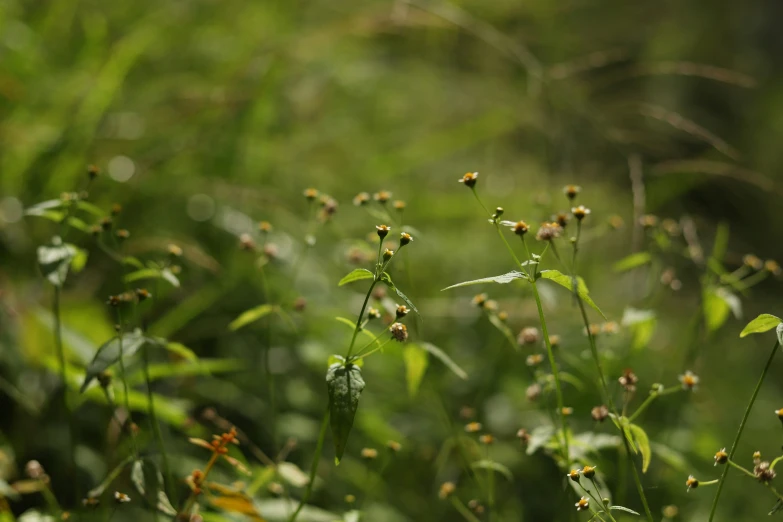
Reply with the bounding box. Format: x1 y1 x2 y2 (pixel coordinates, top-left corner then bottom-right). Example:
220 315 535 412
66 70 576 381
327 354 363 369
610 505 641 515
419 342 467 380
629 424 652 472
538 270 606 318
327 363 365 463
24 199 63 215
471 460 513 481
338 269 374 286
131 459 176 515
380 272 419 317
37 237 76 287
160 268 180 288
739 314 782 338
334 317 381 350
403 344 429 398
162 342 198 362
229 304 276 331
81 331 146 392
442 270 527 290
613 252 652 272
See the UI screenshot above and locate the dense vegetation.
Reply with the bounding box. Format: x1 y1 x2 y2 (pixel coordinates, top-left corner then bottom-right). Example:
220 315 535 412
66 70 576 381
2 1 783 521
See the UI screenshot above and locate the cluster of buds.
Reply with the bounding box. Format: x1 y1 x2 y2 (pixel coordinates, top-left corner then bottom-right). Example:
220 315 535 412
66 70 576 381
618 369 639 392
186 427 248 495
567 465 597 483
591 405 609 422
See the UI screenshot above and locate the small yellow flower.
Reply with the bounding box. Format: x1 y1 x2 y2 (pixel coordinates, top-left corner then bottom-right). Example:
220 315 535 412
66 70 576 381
373 191 392 203
396 305 409 318
572 205 591 221
567 469 580 482
303 188 319 201
679 370 699 391
479 434 494 445
361 448 378 460
575 497 589 511
376 224 391 238
458 172 478 188
685 475 699 490
513 220 529 236
581 465 596 479
399 232 413 246
563 185 581 200
464 422 482 433
439 482 456 500
714 448 728 465
258 221 273 233
353 192 371 206
114 491 131 503
393 200 406 210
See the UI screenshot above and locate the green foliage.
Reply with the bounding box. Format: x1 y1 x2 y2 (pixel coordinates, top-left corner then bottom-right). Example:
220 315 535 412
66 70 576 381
537 270 606 318
326 363 365 464
442 270 528 290
628 424 652 473
380 272 419 317
338 269 374 286
739 314 782 337
36 237 77 287
229 304 276 331
470 460 513 481
80 331 147 392
131 459 176 515
613 252 652 272
403 344 429 398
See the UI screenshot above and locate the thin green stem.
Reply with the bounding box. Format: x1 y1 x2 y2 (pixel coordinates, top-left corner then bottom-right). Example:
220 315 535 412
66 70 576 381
620 434 654 521
627 386 682 423
578 482 617 522
53 285 77 502
259 265 277 447
770 455 783 471
115 308 138 459
352 338 394 361
450 497 482 522
727 459 756 479
709 340 781 520
288 410 329 522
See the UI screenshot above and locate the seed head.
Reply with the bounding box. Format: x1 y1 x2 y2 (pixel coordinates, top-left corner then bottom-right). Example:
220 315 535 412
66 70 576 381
535 222 562 241
571 205 591 221
464 422 482 433
239 233 255 251
439 482 456 500
563 185 581 200
714 448 728 465
743 254 763 270
679 370 699 391
526 354 544 367
472 293 488 307
526 383 541 402
376 224 391 239
394 200 406 210
353 192 371 206
374 191 392 203
100 217 113 231
303 188 318 201
513 220 530 236
396 305 409 318
383 248 394 260
640 214 659 228
258 221 272 233
755 461 776 483
591 405 609 422
321 197 338 217
619 369 639 392
390 322 408 342
581 465 596 479
479 434 494 445
458 172 478 188
575 497 589 511
294 297 307 312
361 448 378 460
516 428 530 445
567 469 581 482
114 491 131 503
765 260 782 276
554 212 569 228
399 232 413 246
25 460 45 480
517 327 540 345
686 475 699 490
87 164 100 180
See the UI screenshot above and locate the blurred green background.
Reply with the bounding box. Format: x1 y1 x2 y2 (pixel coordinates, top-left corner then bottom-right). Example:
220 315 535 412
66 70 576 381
2 0 783 521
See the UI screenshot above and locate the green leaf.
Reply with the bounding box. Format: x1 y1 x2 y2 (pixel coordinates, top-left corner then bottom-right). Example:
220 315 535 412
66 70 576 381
37 237 76 287
334 317 381 351
162 342 198 362
24 199 63 216
75 200 104 217
471 460 513 481
229 304 276 331
131 459 176 515
538 270 606 319
86 456 134 498
703 287 741 332
442 270 527 290
777 323 783 346
122 256 145 269
610 505 641 515
124 267 180 288
419 342 467 380
326 363 365 463
128 359 242 385
80 331 147 392
628 423 652 473
338 268 374 286
622 308 657 352
327 354 363 368
613 252 652 272
277 462 311 488
740 314 782 338
70 247 89 273
403 344 429 398
380 272 420 317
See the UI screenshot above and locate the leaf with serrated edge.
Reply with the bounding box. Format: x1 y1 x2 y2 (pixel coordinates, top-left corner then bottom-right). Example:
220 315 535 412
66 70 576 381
381 273 420 317
610 505 641 515
327 364 365 463
538 270 606 319
739 314 782 338
338 268 374 286
442 270 527 290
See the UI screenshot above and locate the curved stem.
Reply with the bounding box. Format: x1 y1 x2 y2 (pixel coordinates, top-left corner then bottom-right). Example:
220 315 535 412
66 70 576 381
288 410 330 522
709 340 780 521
